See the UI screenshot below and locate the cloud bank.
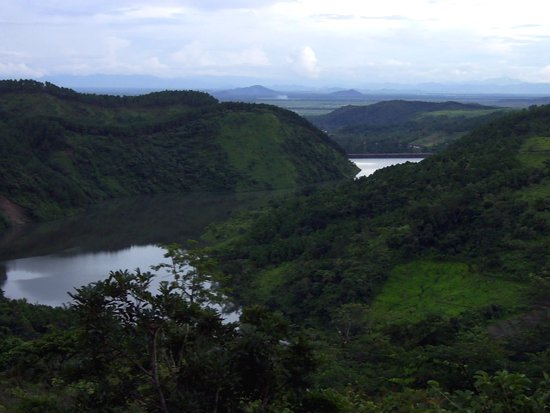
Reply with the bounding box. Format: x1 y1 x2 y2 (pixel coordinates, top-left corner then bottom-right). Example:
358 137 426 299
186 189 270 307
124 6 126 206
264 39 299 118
1 0 550 86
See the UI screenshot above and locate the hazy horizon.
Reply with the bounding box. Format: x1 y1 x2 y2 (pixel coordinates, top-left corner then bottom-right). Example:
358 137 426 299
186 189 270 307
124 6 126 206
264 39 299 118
2 0 550 89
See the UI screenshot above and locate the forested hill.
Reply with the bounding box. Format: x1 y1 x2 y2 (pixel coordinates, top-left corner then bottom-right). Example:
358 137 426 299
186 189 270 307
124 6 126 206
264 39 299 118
0 80 357 227
213 103 550 323
207 104 550 407
310 100 497 130
308 99 509 153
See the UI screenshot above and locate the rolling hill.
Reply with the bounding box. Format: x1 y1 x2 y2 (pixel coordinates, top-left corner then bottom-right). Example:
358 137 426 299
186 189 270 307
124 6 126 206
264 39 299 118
327 89 367 100
308 99 510 153
0 80 357 227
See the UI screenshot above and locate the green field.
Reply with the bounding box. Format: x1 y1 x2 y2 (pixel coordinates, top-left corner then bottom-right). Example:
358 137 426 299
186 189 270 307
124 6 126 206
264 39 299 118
517 180 550 203
259 99 372 116
371 261 526 324
416 108 507 119
518 136 550 168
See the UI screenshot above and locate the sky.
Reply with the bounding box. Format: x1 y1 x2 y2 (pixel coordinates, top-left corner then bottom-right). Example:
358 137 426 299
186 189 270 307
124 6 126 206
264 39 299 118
2 0 550 88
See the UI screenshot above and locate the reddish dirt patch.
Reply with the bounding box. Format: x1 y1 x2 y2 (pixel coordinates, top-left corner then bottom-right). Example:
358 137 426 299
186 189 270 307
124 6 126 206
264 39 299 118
0 195 28 225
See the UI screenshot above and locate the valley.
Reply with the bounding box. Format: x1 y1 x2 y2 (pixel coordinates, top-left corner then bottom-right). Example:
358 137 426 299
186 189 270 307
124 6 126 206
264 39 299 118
0 82 548 412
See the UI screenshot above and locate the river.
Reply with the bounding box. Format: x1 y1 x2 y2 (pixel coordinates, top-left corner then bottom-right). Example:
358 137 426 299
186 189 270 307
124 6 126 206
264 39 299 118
0 157 422 307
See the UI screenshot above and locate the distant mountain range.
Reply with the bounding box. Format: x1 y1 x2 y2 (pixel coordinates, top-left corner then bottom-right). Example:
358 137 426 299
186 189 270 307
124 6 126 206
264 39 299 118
210 86 369 101
5 74 550 97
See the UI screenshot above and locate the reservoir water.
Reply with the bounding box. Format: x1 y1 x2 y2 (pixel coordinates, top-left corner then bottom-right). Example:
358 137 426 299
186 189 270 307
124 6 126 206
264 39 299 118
350 157 423 178
0 157 422 307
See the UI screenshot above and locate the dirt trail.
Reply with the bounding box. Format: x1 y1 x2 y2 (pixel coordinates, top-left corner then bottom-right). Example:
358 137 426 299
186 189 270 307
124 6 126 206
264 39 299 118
0 195 28 225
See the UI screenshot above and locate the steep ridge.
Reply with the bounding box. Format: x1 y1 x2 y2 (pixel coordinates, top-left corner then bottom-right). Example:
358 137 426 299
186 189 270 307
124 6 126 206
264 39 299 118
0 80 357 224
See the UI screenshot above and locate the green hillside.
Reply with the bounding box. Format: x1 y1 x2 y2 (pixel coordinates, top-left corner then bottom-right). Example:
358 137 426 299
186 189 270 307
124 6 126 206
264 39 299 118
0 80 356 227
0 99 548 411
206 105 550 407
308 99 510 153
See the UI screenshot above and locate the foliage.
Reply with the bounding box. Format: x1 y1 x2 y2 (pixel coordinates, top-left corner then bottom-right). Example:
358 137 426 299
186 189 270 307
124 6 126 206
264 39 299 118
1 87 550 410
0 246 318 412
428 370 550 412
518 136 550 168
370 261 526 324
205 104 550 401
0 80 357 226
308 100 510 153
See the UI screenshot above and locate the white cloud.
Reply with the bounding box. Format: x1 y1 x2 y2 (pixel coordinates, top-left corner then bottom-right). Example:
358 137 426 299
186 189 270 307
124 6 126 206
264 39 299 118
289 46 320 78
145 56 168 70
229 48 270 67
171 43 269 69
0 62 44 77
181 0 291 10
2 0 550 85
118 5 186 20
384 59 411 67
540 65 550 82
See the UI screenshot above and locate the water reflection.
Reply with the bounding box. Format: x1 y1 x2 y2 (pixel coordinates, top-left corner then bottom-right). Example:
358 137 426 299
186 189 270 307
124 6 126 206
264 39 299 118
0 190 293 306
2 246 169 307
0 160 420 307
0 191 288 262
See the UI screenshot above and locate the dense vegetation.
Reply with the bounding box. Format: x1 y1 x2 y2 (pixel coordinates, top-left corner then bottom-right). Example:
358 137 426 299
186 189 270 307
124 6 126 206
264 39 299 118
0 246 322 412
308 100 510 153
0 80 356 227
205 104 550 409
0 86 549 411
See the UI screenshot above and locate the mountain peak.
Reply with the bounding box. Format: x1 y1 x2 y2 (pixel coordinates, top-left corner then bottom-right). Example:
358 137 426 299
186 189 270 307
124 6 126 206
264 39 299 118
212 84 283 101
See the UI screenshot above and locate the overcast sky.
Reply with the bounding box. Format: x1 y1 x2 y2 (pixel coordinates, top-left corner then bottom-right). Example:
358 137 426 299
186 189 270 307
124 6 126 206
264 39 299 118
2 0 550 87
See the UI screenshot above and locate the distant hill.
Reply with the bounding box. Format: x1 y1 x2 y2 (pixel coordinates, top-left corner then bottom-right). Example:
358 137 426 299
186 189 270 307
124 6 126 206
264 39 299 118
212 85 284 101
212 85 373 104
0 80 357 227
327 89 366 100
311 100 495 130
308 100 510 153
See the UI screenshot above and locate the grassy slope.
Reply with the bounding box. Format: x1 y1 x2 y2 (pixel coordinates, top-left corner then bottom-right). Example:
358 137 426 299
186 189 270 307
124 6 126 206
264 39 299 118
371 261 526 324
518 136 550 168
0 81 357 224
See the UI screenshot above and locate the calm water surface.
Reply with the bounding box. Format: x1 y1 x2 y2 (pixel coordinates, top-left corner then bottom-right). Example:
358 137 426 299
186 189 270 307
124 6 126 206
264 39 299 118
0 158 422 306
0 191 277 306
351 157 423 178
2 246 167 307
